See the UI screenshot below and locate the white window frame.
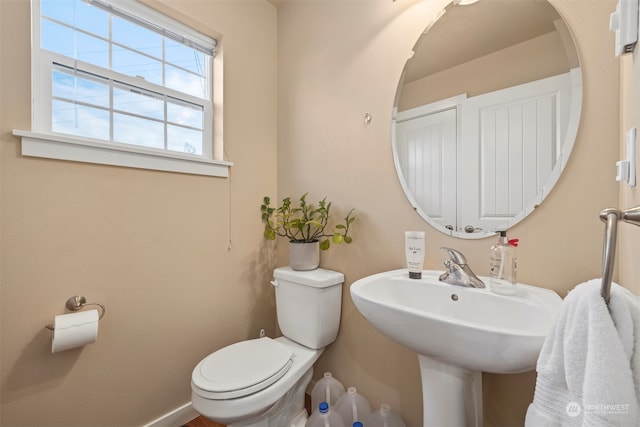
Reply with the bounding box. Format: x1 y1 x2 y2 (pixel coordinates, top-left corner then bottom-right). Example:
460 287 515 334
14 0 231 177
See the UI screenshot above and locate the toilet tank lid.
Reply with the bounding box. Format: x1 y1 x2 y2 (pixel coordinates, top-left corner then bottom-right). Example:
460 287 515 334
274 266 344 288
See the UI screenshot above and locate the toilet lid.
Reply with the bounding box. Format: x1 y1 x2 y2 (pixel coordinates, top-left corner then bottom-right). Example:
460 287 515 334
192 337 294 399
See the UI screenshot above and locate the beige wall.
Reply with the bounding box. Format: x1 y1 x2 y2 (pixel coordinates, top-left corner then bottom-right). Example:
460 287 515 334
277 0 619 426
399 30 573 111
0 0 627 426
619 34 640 296
0 0 277 425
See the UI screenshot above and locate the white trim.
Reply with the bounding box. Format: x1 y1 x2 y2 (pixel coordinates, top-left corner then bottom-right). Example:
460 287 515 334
141 402 199 427
89 0 216 54
13 130 232 177
394 93 468 123
49 55 211 106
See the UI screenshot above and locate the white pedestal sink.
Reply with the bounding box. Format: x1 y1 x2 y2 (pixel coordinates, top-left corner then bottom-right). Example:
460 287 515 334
350 269 562 427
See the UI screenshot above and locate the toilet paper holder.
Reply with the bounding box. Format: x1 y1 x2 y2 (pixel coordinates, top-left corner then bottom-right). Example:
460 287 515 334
45 295 106 331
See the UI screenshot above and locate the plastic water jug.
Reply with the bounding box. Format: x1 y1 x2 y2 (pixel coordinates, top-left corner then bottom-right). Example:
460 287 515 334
366 404 407 427
311 372 345 410
334 387 372 426
305 402 345 427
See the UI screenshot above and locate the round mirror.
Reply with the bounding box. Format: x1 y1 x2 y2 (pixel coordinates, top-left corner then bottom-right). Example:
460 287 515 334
392 0 581 239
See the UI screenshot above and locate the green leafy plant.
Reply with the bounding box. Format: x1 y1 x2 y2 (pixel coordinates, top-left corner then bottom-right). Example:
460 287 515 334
261 193 355 250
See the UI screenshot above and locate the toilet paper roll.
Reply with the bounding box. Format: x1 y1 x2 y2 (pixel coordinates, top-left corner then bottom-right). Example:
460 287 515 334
51 309 99 353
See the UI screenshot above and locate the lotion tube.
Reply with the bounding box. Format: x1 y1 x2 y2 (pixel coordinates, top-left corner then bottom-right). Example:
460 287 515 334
405 231 425 279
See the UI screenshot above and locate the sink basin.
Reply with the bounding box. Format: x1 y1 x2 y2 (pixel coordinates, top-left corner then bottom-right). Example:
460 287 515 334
350 269 562 373
350 269 563 426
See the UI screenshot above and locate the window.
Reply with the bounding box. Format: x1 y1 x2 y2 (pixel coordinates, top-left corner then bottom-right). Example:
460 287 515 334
17 0 230 177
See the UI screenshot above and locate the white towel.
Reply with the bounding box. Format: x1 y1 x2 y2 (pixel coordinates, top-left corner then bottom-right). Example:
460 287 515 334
525 279 640 427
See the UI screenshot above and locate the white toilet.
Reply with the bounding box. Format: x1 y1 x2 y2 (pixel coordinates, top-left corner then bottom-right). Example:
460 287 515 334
191 266 344 427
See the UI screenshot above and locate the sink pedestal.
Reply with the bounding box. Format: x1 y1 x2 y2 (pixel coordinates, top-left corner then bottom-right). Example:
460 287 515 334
418 355 483 427
350 270 563 426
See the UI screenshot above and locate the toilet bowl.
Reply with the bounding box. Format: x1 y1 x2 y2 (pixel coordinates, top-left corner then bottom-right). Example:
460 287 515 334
192 336 321 426
191 267 344 427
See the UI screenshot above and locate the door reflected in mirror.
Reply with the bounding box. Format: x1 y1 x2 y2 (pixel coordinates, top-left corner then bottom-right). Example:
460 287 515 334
392 0 582 239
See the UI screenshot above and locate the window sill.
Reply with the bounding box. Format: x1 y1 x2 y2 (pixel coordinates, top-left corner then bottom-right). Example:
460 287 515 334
12 130 232 177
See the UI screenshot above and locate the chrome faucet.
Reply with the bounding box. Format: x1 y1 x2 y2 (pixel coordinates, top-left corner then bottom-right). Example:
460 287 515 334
438 247 486 288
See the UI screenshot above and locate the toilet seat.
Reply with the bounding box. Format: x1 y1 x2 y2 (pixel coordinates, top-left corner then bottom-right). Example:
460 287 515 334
192 337 294 399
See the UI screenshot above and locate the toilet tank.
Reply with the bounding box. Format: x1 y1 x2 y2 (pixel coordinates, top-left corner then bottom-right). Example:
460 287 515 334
273 266 344 350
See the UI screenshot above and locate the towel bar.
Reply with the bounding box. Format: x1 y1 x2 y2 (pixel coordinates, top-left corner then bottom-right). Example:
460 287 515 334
599 205 640 303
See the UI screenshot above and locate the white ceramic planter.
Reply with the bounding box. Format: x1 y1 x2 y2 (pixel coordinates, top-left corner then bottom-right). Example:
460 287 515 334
289 240 320 271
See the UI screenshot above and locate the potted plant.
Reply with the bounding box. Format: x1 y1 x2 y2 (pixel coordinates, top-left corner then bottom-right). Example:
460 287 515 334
260 193 355 270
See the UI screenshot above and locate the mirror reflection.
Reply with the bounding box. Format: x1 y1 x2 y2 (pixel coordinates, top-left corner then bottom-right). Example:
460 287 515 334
392 0 582 239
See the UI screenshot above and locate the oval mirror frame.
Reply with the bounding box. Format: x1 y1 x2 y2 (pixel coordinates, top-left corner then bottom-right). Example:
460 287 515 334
392 0 582 239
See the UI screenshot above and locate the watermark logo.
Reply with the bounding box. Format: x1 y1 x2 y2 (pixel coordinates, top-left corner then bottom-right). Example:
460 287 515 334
585 404 630 415
565 401 630 417
566 402 581 417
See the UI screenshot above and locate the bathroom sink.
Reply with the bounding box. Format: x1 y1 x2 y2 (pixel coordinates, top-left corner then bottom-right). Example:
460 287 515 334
350 269 562 373
351 269 563 426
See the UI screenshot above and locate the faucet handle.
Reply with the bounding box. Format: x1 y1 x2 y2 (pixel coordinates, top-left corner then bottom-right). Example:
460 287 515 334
438 247 468 265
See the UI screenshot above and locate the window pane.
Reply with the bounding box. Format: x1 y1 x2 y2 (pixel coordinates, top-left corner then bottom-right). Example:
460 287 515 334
75 31 109 66
167 99 203 129
41 21 109 67
41 0 108 38
53 70 110 108
114 87 164 120
39 0 214 158
113 113 164 149
165 39 207 76
52 99 110 140
166 65 207 98
168 125 202 155
41 20 75 57
113 46 162 85
41 0 75 25
112 16 162 59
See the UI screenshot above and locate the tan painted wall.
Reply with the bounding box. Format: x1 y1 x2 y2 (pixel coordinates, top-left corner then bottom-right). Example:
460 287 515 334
277 0 619 426
0 0 277 425
0 0 626 426
619 39 640 296
399 30 572 111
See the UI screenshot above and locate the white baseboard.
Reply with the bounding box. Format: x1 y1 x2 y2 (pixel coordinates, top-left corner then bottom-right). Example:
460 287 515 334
142 402 199 427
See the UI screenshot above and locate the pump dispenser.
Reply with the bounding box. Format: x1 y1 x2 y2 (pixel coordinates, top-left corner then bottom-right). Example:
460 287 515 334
489 230 518 295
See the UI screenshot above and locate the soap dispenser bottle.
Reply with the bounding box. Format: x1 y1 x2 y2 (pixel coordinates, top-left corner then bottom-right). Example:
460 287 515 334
489 230 518 295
